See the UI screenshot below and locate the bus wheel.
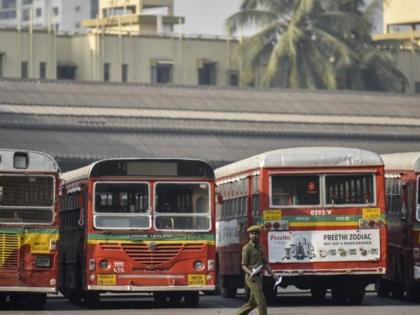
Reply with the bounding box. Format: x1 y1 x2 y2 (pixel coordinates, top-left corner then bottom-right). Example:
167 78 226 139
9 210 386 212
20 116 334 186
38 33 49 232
221 286 237 298
184 292 199 307
310 287 327 300
168 293 182 306
83 291 100 308
347 286 365 305
68 289 82 305
263 281 276 305
0 294 6 306
10 293 46 310
376 279 391 298
153 292 166 305
331 287 347 304
405 284 420 302
27 293 47 310
390 285 404 299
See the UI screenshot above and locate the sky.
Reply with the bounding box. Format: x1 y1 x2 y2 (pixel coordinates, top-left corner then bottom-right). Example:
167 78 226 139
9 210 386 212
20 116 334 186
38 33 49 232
174 0 243 35
173 0 383 35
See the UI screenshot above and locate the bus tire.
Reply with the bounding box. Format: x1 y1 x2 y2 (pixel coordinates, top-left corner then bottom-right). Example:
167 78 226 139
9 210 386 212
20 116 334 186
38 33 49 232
68 289 82 305
168 293 182 306
26 293 47 310
0 294 6 306
263 280 276 305
310 287 327 300
10 293 46 310
221 286 237 298
390 285 404 299
184 292 199 307
153 292 166 305
83 291 100 308
376 279 391 298
331 287 347 304
348 289 365 305
405 283 420 302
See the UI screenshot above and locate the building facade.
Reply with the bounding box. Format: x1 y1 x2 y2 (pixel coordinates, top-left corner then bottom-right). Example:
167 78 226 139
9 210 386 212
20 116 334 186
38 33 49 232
0 28 239 86
0 0 99 32
373 0 420 94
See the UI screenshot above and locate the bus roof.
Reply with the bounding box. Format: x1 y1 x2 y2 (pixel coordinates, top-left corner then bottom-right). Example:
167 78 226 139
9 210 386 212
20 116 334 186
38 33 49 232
61 158 214 183
0 148 59 172
381 152 420 172
215 147 383 179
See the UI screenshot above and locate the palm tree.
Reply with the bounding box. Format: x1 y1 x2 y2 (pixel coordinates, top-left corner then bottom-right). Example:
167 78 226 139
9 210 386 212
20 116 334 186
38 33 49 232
226 0 408 91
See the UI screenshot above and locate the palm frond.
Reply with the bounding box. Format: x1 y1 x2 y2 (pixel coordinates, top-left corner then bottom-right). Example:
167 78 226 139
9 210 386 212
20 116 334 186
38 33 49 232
226 9 279 34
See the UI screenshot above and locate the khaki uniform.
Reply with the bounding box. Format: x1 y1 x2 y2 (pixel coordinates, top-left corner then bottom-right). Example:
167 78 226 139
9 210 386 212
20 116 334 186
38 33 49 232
236 241 268 315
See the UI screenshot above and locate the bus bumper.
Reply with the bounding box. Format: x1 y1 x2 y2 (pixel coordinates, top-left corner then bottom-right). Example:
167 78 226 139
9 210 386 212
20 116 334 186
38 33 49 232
87 285 215 292
0 286 57 293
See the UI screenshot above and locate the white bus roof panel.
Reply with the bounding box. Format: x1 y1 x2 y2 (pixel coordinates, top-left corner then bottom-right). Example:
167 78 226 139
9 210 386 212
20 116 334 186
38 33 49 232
61 158 213 183
381 152 420 172
0 148 59 172
215 147 383 178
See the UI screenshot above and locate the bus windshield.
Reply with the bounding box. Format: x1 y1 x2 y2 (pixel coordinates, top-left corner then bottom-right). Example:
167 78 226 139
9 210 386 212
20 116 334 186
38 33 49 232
326 174 374 205
94 182 150 229
0 175 54 224
155 182 210 231
271 175 320 206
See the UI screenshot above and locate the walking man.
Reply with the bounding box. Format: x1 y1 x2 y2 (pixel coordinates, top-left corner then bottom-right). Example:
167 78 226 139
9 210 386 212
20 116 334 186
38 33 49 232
236 225 279 315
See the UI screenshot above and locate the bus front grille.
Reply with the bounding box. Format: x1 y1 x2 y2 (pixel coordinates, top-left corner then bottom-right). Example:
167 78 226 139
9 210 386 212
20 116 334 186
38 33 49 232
119 243 205 267
0 233 20 270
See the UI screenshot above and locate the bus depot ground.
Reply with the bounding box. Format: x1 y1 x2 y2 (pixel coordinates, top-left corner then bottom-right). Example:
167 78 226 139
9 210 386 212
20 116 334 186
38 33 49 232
1 286 419 315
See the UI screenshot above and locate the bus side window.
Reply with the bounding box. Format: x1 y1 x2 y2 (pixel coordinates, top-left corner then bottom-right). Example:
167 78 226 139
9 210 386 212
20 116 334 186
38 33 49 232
401 183 408 221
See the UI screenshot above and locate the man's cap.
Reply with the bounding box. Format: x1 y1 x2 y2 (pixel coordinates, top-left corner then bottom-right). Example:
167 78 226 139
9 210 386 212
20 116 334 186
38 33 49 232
247 225 262 233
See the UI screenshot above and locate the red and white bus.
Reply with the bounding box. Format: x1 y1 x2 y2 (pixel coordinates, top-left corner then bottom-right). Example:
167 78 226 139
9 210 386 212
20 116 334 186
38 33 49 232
0 149 60 309
59 158 215 307
215 147 386 304
376 152 420 300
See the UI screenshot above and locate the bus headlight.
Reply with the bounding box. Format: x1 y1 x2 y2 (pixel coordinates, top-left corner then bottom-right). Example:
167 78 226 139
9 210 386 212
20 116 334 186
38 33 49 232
194 260 204 270
99 260 109 269
35 256 51 268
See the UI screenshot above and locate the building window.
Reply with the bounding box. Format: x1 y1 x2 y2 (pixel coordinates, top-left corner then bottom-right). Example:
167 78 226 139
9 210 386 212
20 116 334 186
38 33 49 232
198 61 217 85
122 64 128 82
75 22 80 28
75 6 80 12
22 8 30 21
52 7 59 16
90 0 99 18
57 64 76 80
104 63 110 81
22 0 33 5
36 8 42 17
415 82 420 94
228 70 239 87
2 0 16 9
21 61 28 79
39 62 46 80
0 10 16 19
151 61 173 84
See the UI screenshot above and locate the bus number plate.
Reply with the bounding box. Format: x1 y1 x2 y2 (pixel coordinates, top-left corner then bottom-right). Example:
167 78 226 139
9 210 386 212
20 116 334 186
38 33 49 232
362 208 380 220
188 274 205 286
97 274 116 286
263 210 282 221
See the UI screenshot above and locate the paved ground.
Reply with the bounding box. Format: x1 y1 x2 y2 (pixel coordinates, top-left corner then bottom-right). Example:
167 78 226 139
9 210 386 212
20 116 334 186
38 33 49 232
1 290 419 315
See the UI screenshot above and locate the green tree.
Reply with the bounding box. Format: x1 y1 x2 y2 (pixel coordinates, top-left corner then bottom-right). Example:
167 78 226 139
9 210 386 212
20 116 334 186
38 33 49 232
226 0 408 91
